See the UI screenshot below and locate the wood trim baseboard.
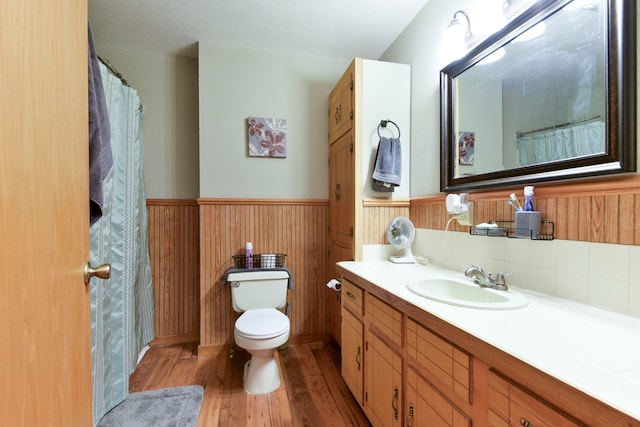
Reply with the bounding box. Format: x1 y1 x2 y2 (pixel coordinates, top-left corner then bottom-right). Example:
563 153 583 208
197 198 328 206
287 333 332 345
197 343 231 358
363 198 411 207
150 333 199 346
147 199 199 206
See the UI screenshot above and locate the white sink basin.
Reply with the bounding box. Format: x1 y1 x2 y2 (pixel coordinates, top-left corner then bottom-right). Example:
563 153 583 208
406 278 528 310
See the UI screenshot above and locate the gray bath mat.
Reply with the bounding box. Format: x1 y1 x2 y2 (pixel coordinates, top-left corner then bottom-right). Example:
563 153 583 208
97 385 204 427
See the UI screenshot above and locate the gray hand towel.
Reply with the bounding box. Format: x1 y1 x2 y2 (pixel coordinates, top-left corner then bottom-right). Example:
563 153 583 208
88 22 113 225
372 137 401 192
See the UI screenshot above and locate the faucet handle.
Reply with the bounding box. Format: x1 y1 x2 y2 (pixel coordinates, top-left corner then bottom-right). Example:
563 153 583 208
494 272 512 286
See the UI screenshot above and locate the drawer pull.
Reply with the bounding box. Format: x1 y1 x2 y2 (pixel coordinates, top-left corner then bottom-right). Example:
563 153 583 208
406 403 414 427
356 345 361 371
345 290 356 300
520 418 534 427
392 386 399 420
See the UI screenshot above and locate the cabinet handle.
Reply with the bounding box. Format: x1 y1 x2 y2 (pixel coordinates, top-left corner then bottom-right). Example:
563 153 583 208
335 104 342 124
520 418 535 427
392 386 399 420
335 183 341 201
345 290 356 300
356 345 361 371
406 403 414 427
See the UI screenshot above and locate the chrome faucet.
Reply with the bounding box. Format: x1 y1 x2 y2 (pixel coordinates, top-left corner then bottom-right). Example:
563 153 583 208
464 265 511 291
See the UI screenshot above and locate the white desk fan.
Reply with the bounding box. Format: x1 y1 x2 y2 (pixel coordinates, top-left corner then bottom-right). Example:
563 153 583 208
387 216 416 263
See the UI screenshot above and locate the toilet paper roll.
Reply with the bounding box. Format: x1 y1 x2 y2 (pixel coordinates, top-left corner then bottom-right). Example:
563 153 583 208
326 278 341 291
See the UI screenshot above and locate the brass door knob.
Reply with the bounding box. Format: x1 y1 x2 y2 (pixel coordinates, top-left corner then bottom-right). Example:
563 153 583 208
84 262 111 285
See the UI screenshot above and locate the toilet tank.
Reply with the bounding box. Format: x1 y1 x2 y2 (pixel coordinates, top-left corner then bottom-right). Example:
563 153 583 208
227 270 290 312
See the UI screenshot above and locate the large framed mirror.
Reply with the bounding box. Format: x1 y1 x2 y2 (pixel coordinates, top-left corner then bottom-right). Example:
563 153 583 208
440 0 636 192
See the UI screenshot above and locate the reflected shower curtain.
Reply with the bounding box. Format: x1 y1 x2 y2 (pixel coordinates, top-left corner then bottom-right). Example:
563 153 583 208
517 119 605 165
90 62 155 425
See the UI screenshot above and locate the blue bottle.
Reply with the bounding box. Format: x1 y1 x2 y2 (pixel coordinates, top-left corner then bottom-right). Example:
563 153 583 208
524 186 534 211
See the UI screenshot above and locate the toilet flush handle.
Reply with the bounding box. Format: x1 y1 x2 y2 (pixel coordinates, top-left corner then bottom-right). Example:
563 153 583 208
229 282 240 288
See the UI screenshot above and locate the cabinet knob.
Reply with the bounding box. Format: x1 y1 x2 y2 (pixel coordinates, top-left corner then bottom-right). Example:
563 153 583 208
520 418 534 427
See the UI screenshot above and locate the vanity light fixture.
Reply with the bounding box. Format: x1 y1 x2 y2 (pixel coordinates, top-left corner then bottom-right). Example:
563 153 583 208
443 10 474 61
443 7 506 64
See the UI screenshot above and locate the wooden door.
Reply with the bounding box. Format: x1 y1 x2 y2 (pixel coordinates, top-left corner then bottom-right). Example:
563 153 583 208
328 65 353 142
0 1 93 426
341 308 364 404
406 367 471 427
365 333 402 427
329 130 354 250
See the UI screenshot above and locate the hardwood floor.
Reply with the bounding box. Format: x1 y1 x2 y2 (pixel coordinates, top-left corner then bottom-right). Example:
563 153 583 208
129 340 371 426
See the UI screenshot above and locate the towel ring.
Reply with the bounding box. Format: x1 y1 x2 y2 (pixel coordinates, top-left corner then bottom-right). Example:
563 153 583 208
378 120 401 139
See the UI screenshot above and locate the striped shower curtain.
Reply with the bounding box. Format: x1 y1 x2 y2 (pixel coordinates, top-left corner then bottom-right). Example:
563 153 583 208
89 62 155 425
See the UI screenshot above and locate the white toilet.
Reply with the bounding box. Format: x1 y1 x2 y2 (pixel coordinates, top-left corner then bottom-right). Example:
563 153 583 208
227 270 291 394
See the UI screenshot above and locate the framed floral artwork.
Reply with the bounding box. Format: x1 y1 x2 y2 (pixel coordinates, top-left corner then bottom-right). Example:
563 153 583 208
247 117 287 158
458 131 475 165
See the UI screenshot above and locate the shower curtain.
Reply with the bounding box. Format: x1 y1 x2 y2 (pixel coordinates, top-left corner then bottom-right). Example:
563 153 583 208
517 119 605 165
90 62 155 425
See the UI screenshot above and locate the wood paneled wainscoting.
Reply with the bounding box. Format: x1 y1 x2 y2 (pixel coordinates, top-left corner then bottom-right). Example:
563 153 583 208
198 199 330 356
410 176 640 245
363 199 411 244
147 200 200 344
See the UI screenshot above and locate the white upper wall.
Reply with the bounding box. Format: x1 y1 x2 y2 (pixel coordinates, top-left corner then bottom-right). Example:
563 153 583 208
198 44 348 199
95 47 200 199
379 0 476 197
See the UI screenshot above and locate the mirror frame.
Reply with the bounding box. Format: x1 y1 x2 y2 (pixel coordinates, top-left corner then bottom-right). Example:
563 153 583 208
440 0 636 192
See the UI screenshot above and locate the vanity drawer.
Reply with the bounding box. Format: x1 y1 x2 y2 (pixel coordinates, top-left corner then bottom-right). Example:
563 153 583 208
341 278 363 315
407 318 471 404
488 371 580 427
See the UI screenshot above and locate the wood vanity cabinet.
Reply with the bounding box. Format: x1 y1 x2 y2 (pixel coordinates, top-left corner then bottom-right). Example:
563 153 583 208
488 371 581 427
340 279 471 427
341 278 404 427
337 268 640 427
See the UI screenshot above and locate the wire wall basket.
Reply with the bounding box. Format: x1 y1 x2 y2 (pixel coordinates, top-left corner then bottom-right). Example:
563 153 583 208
232 254 287 269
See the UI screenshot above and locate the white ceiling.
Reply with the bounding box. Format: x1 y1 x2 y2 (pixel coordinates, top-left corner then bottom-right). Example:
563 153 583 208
89 0 431 59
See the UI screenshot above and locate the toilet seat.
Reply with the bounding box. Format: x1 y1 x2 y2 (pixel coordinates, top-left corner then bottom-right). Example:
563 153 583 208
235 308 290 339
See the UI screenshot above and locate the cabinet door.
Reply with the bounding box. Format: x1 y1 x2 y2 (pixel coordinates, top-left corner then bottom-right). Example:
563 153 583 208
365 333 402 427
488 372 580 427
329 130 354 250
341 308 364 404
405 367 471 427
329 65 353 142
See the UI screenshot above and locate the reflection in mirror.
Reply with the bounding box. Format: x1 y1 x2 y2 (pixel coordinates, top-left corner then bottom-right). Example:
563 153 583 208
440 0 636 192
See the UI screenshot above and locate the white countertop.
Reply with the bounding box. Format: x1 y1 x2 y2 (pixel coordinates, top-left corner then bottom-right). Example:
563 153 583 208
337 260 640 421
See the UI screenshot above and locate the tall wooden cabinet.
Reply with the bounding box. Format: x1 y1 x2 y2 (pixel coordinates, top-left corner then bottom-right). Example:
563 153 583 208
328 58 411 344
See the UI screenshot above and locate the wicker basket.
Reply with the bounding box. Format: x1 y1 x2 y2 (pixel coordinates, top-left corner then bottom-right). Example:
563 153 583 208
232 254 286 269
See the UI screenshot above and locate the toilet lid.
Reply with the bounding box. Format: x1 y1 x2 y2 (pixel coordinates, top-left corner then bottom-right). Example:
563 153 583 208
235 308 290 339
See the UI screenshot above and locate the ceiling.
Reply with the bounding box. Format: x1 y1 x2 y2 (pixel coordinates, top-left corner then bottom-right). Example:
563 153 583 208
89 0 431 59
